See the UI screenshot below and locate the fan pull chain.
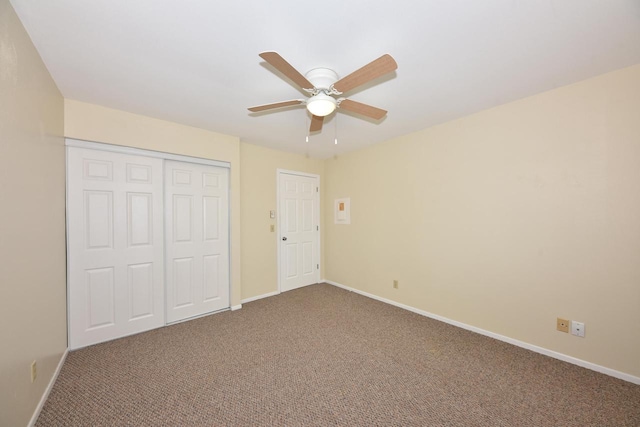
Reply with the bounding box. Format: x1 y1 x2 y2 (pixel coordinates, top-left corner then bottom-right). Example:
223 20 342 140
334 113 338 145
305 112 309 143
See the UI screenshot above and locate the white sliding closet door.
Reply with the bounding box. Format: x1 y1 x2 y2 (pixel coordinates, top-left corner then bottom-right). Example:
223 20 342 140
67 147 164 349
165 161 229 323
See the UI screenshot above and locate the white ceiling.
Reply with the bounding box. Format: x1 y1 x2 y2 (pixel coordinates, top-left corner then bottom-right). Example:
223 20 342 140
10 0 640 159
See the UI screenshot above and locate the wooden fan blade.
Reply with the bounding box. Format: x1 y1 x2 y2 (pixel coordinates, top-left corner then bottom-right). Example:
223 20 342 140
333 54 397 94
339 99 387 120
248 100 304 112
259 51 314 90
310 115 324 132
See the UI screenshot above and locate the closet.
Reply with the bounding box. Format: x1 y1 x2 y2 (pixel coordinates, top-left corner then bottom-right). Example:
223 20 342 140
66 141 230 349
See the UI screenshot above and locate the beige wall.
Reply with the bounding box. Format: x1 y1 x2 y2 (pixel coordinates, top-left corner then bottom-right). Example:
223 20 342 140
0 1 67 425
324 64 640 378
64 100 243 307
240 143 324 300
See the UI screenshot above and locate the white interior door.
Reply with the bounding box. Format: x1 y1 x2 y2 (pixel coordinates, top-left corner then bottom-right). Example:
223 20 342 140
165 161 229 323
67 147 165 349
279 172 320 292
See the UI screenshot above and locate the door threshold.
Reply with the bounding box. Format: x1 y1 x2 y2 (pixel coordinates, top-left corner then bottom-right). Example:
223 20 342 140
166 307 230 326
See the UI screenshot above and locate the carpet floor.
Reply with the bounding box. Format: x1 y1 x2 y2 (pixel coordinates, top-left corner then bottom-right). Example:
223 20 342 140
37 283 640 426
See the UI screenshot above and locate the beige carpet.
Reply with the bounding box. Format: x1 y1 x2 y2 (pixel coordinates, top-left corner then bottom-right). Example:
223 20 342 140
37 283 640 426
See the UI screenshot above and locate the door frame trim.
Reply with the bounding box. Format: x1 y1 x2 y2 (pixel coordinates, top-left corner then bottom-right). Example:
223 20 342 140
65 138 230 168
276 169 321 294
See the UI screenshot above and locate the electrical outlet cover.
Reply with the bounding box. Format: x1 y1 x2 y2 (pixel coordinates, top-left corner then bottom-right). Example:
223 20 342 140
556 318 569 333
571 321 585 337
30 360 37 383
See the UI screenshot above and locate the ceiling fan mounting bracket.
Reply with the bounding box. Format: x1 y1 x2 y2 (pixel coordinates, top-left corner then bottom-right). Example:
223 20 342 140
305 67 339 90
302 68 343 98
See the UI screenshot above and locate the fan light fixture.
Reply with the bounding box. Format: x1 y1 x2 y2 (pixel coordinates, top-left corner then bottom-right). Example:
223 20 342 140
306 93 337 117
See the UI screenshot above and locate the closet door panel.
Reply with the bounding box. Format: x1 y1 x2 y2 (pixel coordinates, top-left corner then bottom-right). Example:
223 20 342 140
165 161 229 323
67 147 164 349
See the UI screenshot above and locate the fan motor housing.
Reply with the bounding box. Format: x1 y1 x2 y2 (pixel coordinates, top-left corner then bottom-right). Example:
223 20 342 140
305 68 339 91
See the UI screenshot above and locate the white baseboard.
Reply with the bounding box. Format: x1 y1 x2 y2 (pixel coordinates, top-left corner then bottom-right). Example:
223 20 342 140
241 290 279 304
324 280 640 386
29 348 69 427
231 304 242 311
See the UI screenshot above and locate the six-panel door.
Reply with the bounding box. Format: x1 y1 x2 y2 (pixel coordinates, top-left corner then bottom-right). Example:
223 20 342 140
279 173 319 292
67 147 165 349
165 161 230 323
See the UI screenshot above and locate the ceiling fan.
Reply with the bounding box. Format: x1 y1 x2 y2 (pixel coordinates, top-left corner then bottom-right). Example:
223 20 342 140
248 52 398 133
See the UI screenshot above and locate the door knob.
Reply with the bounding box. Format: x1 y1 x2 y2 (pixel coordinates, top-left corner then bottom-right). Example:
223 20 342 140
282 237 287 241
